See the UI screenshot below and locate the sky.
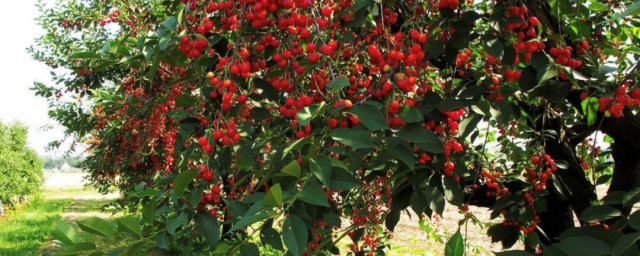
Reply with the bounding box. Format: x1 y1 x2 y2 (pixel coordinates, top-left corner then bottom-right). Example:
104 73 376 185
0 0 68 157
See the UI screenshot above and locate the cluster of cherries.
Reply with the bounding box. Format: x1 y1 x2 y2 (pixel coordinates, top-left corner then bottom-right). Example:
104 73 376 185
594 81 640 118
178 36 210 59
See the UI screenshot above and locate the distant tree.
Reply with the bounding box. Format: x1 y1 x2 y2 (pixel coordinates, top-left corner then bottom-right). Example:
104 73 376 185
0 122 43 211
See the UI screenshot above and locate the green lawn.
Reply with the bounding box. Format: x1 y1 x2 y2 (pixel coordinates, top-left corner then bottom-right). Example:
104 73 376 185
0 196 72 256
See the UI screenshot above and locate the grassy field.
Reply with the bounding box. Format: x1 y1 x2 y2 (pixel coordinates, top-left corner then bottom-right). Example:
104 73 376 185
0 196 71 256
0 188 117 256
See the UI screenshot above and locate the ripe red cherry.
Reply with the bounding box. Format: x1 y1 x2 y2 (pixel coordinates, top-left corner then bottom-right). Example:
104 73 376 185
212 185 221 195
526 28 536 37
308 53 320 64
213 130 224 140
202 171 214 182
198 137 208 147
531 156 541 165
529 16 539 27
389 100 400 110
321 7 333 17
491 77 500 85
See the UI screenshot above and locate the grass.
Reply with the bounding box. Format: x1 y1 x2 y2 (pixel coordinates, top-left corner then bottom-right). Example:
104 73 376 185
0 188 118 256
0 196 72 256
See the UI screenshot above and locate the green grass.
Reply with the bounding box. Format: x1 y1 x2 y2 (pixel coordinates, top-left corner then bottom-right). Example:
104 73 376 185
0 196 72 256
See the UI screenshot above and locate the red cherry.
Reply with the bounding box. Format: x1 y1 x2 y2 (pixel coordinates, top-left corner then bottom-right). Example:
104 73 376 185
213 130 224 140
198 137 208 147
526 28 536 37
321 6 333 17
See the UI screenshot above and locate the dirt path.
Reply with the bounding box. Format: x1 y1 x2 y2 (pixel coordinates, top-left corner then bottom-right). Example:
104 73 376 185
35 190 121 256
36 172 121 255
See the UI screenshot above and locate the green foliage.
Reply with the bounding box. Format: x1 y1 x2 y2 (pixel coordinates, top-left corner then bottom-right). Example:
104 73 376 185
31 0 640 255
0 122 43 209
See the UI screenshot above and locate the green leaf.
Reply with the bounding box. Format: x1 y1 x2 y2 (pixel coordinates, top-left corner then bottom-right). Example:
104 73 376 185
588 2 608 12
445 229 464 256
579 205 621 223
519 66 538 91
281 160 301 178
537 64 556 84
398 105 424 123
410 189 428 215
581 97 599 126
460 10 482 22
227 212 270 234
51 221 80 245
491 101 514 126
488 224 519 244
142 200 156 225
443 176 463 206
494 250 535 256
389 139 415 169
310 156 333 188
173 169 200 197
329 128 375 149
254 78 279 101
435 99 473 110
166 213 188 235
197 213 220 249
612 233 640 256
283 215 308 256
629 211 640 230
459 114 481 139
283 136 312 157
296 102 327 126
502 45 517 65
483 35 504 59
609 2 640 22
175 94 195 108
323 213 342 227
264 183 283 208
76 217 116 239
554 236 611 256
330 167 360 191
472 100 492 117
327 77 350 92
348 103 390 130
397 123 444 153
429 186 445 216
240 243 260 256
70 52 101 59
250 107 271 122
623 188 640 207
117 216 143 237
158 16 178 35
58 242 97 255
260 221 284 250
300 180 330 207
531 52 552 70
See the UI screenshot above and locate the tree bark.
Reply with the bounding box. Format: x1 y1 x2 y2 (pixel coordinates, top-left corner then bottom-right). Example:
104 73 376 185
601 109 640 215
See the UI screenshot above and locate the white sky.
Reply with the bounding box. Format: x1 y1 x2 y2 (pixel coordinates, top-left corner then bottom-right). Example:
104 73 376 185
0 0 67 157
